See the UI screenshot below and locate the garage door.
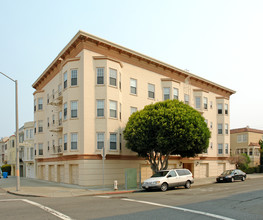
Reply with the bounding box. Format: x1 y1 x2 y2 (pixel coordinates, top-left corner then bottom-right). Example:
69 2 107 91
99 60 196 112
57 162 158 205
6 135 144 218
49 165 55 182
57 165 64 183
199 163 208 178
39 165 45 180
217 163 225 175
70 164 79 185
26 164 35 178
141 165 153 182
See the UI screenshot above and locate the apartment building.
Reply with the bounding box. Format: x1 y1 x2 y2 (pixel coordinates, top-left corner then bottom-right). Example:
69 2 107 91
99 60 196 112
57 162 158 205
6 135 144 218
0 137 8 166
230 127 262 167
6 135 16 175
19 122 35 178
32 31 235 186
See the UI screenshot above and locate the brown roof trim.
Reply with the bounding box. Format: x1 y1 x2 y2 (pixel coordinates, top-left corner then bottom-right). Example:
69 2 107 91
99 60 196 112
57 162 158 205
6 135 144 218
193 89 209 93
93 56 123 68
33 90 44 95
216 96 229 100
32 30 236 97
249 142 260 147
161 78 181 84
230 127 263 134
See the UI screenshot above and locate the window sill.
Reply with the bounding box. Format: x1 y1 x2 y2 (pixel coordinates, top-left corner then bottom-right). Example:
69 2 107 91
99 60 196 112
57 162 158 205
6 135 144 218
108 85 118 89
147 97 155 101
70 85 79 88
70 149 78 152
70 117 79 120
96 116 105 119
96 84 105 87
109 117 118 120
130 93 137 96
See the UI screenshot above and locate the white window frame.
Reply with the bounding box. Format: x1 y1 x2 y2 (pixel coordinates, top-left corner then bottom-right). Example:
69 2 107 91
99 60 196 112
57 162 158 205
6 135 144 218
130 107 137 115
109 68 117 87
71 133 78 150
148 83 155 99
195 96 201 109
71 101 78 118
109 100 117 118
110 133 117 150
96 68 104 85
218 144 223 154
97 100 104 117
97 133 104 150
38 98 43 110
163 87 170 100
130 78 137 95
64 71 67 89
173 88 179 100
204 97 208 110
217 103 223 114
218 124 223 134
184 94 189 104
71 69 78 86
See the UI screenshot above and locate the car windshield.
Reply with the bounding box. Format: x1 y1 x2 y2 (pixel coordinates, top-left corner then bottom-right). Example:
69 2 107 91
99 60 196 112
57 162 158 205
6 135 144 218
151 171 169 178
221 170 233 175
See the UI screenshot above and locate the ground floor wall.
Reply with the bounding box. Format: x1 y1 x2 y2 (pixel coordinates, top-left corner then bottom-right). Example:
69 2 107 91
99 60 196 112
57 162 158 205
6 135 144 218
35 157 236 186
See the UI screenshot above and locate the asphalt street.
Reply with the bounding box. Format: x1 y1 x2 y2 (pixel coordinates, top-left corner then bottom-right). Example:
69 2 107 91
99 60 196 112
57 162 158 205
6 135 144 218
0 178 263 220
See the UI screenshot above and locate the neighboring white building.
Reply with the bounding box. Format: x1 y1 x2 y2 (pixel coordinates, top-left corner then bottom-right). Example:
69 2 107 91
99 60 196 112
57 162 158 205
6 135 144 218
32 31 236 186
0 137 8 166
19 121 35 178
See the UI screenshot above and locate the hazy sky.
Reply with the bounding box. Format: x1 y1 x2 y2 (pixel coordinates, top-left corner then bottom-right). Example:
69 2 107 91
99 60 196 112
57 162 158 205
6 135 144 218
1 0 263 137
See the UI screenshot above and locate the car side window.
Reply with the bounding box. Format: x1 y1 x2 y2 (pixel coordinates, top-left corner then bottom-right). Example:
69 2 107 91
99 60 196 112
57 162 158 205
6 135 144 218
176 170 184 176
169 170 177 177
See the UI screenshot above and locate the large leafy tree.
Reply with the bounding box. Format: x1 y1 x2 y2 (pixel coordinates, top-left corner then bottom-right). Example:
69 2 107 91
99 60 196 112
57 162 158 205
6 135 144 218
259 140 263 165
124 99 211 173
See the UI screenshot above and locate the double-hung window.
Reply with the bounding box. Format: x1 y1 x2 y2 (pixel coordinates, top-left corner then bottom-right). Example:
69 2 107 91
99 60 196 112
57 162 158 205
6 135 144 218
64 134 67 151
38 98 43 110
97 100 104 117
217 103 223 114
163 88 170 100
109 68 117 86
34 99 36 112
204 97 208 110
71 69 78 86
195 97 201 109
173 88 179 100
225 104 228 115
225 124 229 134
47 94 49 104
38 143 43 156
184 94 189 104
110 133 117 150
218 124 223 134
97 133 104 150
130 79 137 95
97 68 104 85
71 133 78 150
148 84 155 99
130 107 137 115
64 71 67 89
38 120 43 133
64 103 67 120
71 101 78 118
218 144 223 154
109 101 117 118
34 122 36 134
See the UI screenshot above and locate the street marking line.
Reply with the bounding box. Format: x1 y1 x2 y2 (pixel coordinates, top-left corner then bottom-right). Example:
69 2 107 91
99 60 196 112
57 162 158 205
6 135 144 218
0 199 74 220
122 198 235 220
22 199 74 220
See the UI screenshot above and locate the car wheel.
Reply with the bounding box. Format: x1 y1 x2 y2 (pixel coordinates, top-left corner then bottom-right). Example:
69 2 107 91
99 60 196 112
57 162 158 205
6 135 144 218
241 176 245 181
231 177 234 182
160 183 168 192
185 180 191 189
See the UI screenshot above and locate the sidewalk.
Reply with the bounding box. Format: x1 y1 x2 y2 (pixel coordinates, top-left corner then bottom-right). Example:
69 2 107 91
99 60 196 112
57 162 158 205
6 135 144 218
1 174 263 198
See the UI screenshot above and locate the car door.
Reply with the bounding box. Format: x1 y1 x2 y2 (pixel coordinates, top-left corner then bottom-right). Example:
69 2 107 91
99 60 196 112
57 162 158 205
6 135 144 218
166 170 178 187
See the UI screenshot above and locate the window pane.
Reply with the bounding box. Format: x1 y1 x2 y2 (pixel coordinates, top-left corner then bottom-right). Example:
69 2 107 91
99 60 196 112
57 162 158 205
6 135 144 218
173 88 178 100
71 133 78 150
97 68 104 84
110 134 117 150
195 97 201 109
204 97 208 109
218 104 223 114
110 101 117 118
71 101 78 118
148 84 155 98
109 69 117 86
163 88 170 100
71 69 78 86
130 79 137 94
184 94 189 104
97 133 104 149
97 100 104 117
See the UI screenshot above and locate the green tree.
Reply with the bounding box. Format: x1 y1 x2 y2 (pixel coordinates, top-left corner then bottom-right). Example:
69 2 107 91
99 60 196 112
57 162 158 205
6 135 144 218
123 99 211 173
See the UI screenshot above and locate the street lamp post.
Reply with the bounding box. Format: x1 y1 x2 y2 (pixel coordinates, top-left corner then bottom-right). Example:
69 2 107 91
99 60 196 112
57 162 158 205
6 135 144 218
0 72 20 191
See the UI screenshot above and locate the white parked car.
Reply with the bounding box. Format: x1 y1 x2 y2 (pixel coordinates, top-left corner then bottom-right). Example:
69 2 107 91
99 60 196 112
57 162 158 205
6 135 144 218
142 169 194 192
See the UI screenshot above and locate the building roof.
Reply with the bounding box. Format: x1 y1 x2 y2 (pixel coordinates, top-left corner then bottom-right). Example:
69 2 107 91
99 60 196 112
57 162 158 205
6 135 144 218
230 127 263 135
32 30 236 97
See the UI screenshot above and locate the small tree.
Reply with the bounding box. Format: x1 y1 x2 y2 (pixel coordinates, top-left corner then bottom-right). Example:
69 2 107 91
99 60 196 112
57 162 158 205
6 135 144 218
124 99 211 173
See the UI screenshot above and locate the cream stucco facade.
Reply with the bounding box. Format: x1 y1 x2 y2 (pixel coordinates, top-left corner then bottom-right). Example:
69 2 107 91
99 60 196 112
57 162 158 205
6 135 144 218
32 31 235 186
230 127 262 167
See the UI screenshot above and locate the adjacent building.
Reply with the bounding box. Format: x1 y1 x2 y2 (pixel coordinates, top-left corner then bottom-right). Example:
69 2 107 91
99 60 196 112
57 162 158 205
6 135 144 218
0 137 8 166
19 122 35 178
230 127 262 167
32 30 235 186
